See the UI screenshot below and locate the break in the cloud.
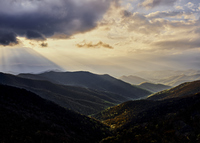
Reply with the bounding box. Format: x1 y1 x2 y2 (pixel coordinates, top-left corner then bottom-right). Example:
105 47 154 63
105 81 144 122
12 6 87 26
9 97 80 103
76 41 114 49
0 0 113 45
139 0 178 9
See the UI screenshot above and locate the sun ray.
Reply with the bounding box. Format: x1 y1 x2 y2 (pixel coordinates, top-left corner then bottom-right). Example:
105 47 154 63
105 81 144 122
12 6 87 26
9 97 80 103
0 47 64 74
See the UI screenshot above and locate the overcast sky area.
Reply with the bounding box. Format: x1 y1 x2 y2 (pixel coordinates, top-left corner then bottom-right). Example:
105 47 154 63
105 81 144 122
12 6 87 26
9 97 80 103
0 0 200 76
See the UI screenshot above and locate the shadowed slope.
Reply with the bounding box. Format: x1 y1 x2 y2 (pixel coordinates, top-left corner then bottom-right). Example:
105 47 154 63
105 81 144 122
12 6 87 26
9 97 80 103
0 84 111 143
100 92 200 143
94 80 200 142
0 72 129 115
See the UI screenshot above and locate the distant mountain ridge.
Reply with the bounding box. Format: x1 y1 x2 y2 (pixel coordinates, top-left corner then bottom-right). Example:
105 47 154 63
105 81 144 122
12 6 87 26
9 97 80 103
18 71 151 100
134 69 200 81
147 80 200 100
138 82 171 93
119 75 148 85
0 72 151 115
0 72 125 115
157 74 200 86
133 70 200 86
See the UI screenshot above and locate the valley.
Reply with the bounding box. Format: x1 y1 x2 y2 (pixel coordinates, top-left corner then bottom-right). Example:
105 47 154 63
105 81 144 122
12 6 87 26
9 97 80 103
1 70 200 142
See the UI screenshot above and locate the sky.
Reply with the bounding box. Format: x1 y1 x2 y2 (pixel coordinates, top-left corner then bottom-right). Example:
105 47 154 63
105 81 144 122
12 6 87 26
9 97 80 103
0 0 200 76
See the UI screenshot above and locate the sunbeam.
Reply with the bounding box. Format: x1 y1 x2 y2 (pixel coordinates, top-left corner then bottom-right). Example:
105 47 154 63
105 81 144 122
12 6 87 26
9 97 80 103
0 47 64 74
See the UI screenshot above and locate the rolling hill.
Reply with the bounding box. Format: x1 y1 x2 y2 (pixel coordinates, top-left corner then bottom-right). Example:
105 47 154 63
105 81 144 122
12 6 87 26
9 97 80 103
93 100 157 128
0 72 130 115
100 92 200 143
147 80 200 100
0 84 111 143
93 80 200 142
18 71 151 99
138 82 171 93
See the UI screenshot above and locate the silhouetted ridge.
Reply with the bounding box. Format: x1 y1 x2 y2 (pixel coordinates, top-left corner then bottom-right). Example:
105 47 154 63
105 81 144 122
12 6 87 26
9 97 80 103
19 71 151 99
0 72 129 115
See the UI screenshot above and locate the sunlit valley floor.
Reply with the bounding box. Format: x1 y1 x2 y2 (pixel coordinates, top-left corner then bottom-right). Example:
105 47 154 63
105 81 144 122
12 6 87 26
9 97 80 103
1 70 200 143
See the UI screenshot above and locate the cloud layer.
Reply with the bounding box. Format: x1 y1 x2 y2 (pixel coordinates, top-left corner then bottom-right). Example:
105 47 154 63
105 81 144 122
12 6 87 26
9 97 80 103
0 0 112 45
139 0 178 9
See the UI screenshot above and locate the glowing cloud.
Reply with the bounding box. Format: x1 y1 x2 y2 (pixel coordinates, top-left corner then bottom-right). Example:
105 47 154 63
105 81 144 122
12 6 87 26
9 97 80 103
76 41 114 49
139 0 178 9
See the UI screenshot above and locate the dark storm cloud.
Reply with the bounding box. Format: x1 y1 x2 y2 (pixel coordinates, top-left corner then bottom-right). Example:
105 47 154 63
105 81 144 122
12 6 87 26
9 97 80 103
139 0 178 9
26 31 46 40
0 30 19 46
0 0 113 45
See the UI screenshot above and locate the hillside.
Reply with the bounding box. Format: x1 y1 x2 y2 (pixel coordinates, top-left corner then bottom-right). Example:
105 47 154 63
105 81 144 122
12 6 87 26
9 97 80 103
138 82 171 93
147 80 200 100
119 75 148 85
18 71 151 99
93 100 157 128
0 72 131 115
100 92 200 143
0 84 111 143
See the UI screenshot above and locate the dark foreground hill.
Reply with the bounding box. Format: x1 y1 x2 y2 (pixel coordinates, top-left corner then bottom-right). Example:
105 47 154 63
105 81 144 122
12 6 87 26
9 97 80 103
0 72 132 115
0 84 111 143
137 82 171 93
96 93 200 143
147 80 200 100
18 71 151 99
93 100 157 128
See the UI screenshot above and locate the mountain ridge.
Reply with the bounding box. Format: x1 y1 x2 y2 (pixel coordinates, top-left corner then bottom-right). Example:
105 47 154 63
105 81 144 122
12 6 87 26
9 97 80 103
138 82 171 93
0 72 125 115
100 92 200 143
18 71 151 100
147 80 200 100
